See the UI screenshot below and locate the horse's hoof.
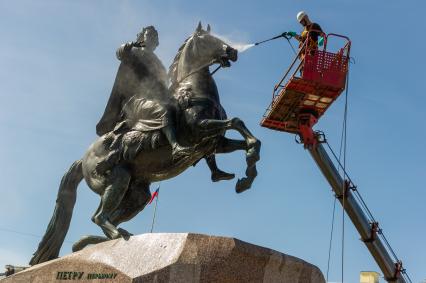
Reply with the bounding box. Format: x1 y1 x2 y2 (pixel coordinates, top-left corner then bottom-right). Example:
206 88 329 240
236 178 251 194
118 228 133 240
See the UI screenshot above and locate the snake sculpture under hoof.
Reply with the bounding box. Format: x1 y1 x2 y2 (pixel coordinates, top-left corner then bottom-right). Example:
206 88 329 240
30 23 260 265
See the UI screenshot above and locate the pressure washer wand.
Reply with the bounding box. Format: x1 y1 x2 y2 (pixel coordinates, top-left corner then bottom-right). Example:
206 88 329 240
254 32 298 55
254 33 288 46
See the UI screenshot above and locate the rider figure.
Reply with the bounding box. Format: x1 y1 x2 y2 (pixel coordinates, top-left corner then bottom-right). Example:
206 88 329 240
97 26 190 157
96 26 234 182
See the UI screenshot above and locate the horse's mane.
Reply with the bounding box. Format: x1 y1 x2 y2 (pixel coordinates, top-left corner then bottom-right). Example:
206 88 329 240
168 35 193 84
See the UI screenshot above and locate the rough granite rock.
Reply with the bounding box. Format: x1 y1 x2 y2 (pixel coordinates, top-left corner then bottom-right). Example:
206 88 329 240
2 233 325 283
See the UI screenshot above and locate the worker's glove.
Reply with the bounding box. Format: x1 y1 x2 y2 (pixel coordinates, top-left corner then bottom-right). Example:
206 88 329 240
287 31 297 37
318 36 324 47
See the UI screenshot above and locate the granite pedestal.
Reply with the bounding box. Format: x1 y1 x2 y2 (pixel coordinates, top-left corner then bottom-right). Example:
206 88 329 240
2 233 325 283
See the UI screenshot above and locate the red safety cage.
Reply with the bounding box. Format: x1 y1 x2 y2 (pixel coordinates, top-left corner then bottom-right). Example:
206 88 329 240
261 33 351 143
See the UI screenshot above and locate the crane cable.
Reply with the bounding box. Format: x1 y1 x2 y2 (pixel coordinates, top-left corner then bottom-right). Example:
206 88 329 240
340 64 350 283
326 61 350 282
326 196 337 281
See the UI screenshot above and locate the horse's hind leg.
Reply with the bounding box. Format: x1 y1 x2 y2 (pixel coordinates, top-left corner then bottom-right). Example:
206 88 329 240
109 179 151 226
72 180 151 252
92 165 131 239
73 179 149 252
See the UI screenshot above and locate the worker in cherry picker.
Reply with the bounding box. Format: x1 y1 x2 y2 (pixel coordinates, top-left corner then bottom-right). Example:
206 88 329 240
286 11 323 61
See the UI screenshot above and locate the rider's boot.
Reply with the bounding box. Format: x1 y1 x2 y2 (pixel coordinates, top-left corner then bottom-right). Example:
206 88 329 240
162 125 192 158
205 154 235 182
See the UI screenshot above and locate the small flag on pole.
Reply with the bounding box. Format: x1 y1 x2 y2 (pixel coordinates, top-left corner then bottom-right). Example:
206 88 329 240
149 187 159 204
150 185 160 233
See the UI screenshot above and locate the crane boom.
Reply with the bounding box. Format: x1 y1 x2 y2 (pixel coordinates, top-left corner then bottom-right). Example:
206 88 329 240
308 140 406 283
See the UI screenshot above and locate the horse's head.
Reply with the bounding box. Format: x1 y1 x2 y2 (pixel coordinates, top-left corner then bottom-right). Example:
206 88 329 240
190 22 238 68
171 22 238 84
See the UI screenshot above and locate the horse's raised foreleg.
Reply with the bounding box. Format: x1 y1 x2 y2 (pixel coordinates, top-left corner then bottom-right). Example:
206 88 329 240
225 119 260 193
198 118 257 143
196 119 261 193
215 136 259 193
198 118 260 164
193 118 231 138
91 166 131 240
215 137 247 153
229 118 261 166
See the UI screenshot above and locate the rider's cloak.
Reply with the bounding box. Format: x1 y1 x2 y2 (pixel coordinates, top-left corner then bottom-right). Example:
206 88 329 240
96 44 170 136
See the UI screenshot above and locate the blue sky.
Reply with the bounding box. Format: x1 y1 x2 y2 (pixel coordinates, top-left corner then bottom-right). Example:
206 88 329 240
0 1 425 282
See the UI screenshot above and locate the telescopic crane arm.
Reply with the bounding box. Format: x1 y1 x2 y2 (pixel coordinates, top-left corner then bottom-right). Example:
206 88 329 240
308 134 406 283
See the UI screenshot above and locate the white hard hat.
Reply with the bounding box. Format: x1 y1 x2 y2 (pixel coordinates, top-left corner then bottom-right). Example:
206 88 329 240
297 11 307 22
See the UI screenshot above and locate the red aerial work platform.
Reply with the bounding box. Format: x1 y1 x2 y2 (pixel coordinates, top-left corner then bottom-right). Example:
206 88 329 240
261 33 351 146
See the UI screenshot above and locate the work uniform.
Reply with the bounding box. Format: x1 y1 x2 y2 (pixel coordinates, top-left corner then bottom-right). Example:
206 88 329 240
299 22 323 56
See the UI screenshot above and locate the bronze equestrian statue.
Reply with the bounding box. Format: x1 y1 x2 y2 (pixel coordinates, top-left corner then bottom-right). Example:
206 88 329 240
95 25 234 182
30 23 260 265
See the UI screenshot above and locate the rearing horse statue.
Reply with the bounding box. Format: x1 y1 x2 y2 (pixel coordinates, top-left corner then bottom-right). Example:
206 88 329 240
30 23 261 265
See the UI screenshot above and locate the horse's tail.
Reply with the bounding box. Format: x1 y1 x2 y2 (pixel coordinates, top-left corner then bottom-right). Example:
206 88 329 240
29 159 84 265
